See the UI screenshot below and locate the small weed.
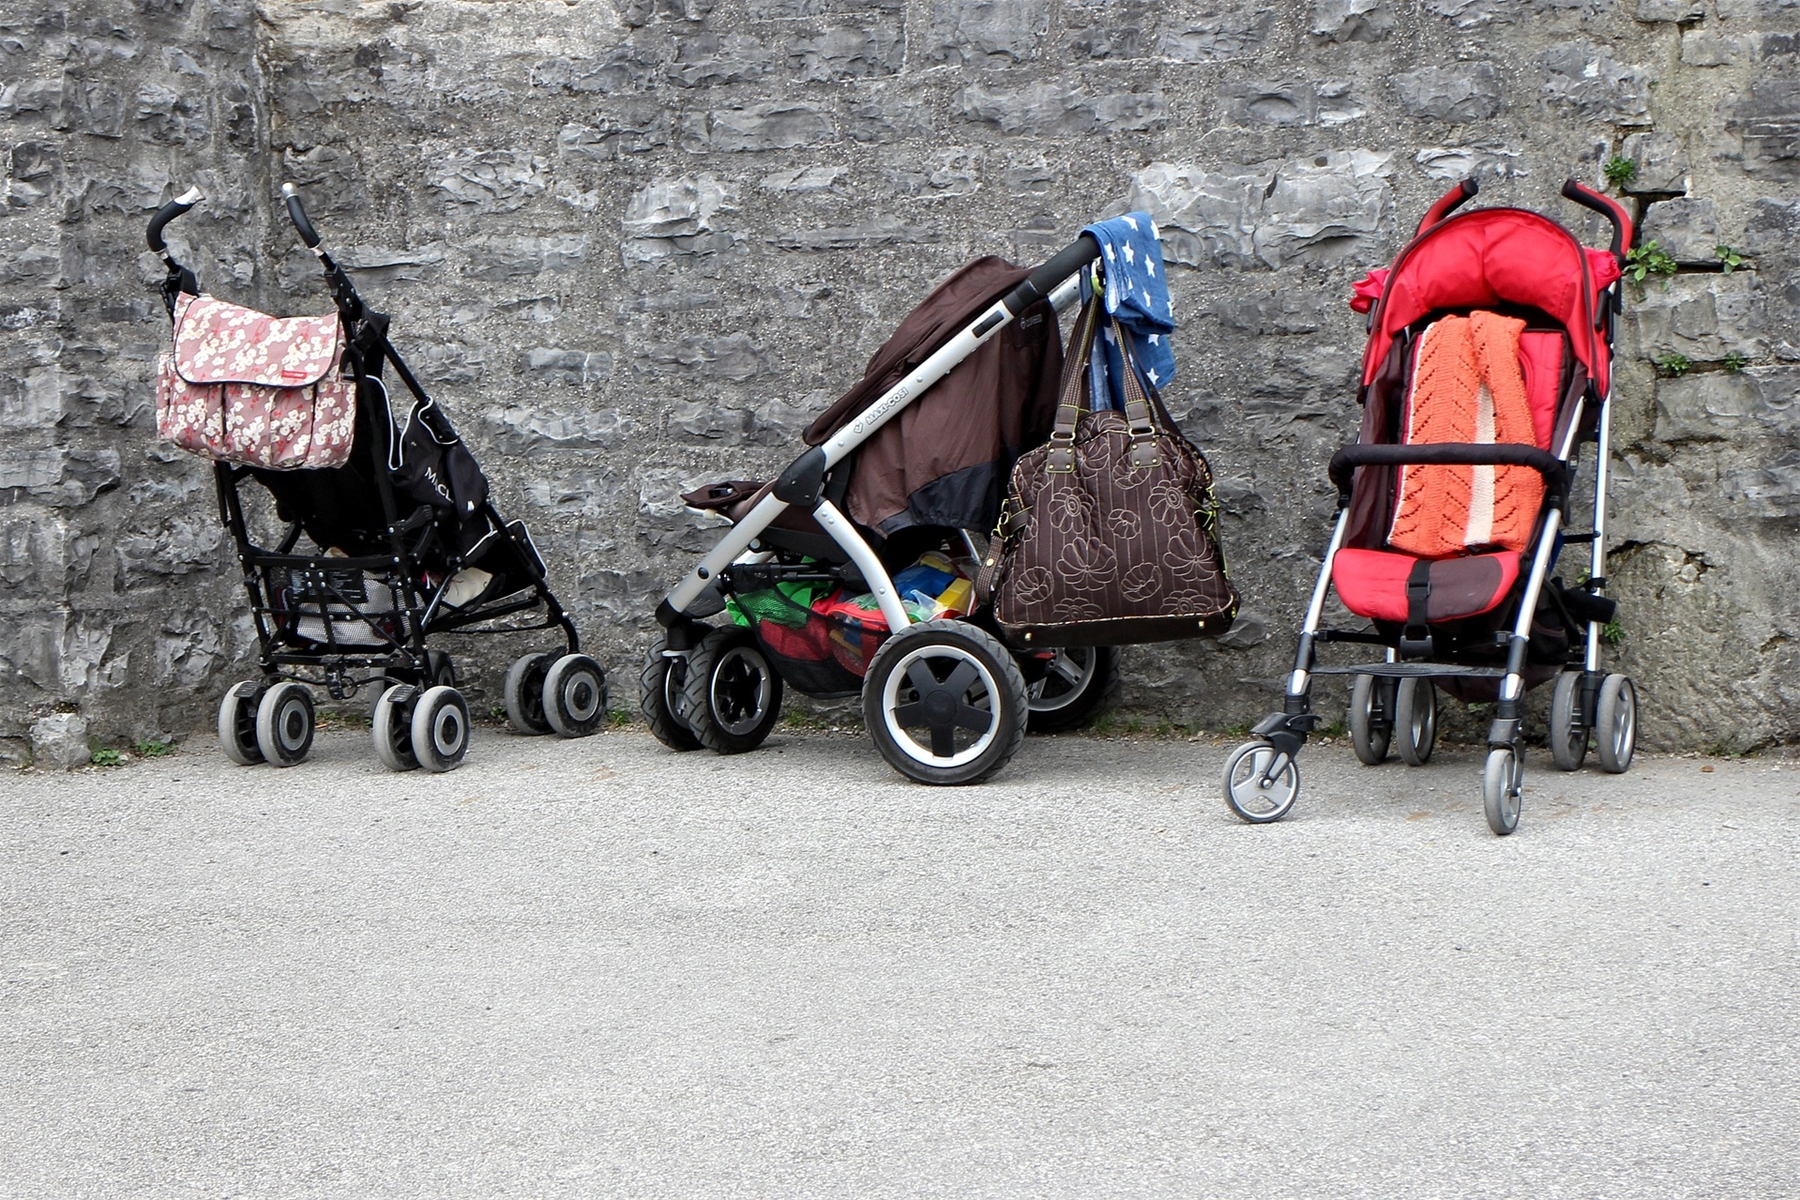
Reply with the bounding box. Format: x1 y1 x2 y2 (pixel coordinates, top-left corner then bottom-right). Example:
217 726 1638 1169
607 708 634 728
1722 351 1749 374
1602 619 1624 646
489 705 509 723
782 711 832 732
1318 719 1347 739
1714 244 1746 274
90 747 124 767
1602 156 1637 189
1222 722 1253 738
1625 241 1678 288
1654 352 1692 377
133 739 173 758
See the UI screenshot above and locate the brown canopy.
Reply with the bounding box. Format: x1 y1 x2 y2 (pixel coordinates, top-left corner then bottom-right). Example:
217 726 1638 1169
804 256 1064 538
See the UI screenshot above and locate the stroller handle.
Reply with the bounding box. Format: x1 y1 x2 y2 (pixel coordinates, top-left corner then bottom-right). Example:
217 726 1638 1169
1000 234 1103 317
281 182 322 251
1561 179 1633 262
146 186 204 254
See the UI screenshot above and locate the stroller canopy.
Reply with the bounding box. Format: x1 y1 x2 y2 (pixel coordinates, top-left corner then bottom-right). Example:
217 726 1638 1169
1362 208 1622 396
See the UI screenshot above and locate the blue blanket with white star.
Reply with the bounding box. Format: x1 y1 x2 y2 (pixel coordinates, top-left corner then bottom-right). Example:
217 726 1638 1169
1081 211 1176 412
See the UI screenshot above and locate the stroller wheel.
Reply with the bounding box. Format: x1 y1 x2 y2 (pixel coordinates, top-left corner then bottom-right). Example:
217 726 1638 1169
503 652 556 736
863 622 1028 786
1594 674 1637 774
1024 645 1121 734
683 627 783 755
543 654 609 739
1548 672 1589 772
411 685 471 773
640 635 702 752
218 681 268 766
1348 673 1395 766
254 682 315 768
1395 677 1437 766
1222 740 1300 824
1483 745 1524 836
373 684 421 772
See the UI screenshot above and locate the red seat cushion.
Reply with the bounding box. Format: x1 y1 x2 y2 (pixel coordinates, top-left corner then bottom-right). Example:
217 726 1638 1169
1333 547 1520 624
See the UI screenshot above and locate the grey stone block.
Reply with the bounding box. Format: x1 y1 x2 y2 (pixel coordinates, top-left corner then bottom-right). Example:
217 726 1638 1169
788 23 905 80
699 104 838 152
1619 131 1689 194
1255 150 1394 268
962 79 1167 136
426 151 548 212
1653 369 1796 443
1157 10 1273 62
1311 0 1394 42
1637 0 1706 19
1680 28 1746 67
1730 76 1800 178
1214 290 1328 336
1392 63 1503 123
927 0 1049 64
1722 450 1800 520
0 449 121 507
632 334 765 384
668 33 772 88
768 218 944 250
1414 145 1523 180
525 348 614 386
1123 163 1265 268
484 407 634 456
29 713 89 771
1538 42 1653 127
621 176 740 262
1630 275 1768 362
1639 197 1719 260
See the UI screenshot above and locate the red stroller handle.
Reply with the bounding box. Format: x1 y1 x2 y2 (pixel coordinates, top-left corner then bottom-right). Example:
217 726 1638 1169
1561 179 1634 263
1414 178 1479 237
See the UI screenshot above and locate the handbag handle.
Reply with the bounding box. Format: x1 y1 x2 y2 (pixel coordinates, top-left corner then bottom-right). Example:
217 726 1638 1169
1108 314 1164 470
1045 287 1103 473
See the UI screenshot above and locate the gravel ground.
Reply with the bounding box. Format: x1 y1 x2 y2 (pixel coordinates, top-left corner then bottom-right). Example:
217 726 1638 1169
2 726 1796 1199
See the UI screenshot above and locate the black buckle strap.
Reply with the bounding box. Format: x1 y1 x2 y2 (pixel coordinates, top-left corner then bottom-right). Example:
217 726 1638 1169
1400 557 1435 658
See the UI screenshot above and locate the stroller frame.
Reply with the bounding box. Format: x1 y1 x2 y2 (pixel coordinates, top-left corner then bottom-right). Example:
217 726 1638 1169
1225 178 1639 835
147 184 596 770
649 236 1104 783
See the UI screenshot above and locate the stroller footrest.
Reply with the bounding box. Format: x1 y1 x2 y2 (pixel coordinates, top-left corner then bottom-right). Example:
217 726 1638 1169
1313 662 1510 679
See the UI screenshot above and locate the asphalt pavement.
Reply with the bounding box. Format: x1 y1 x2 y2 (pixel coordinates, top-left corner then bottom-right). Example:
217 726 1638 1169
3 725 1796 1199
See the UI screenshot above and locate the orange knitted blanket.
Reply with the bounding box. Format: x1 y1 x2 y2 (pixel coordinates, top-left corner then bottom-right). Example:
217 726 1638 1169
1388 311 1544 558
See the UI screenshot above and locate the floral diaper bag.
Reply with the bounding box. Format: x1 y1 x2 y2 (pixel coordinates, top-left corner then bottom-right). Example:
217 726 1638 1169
155 293 357 470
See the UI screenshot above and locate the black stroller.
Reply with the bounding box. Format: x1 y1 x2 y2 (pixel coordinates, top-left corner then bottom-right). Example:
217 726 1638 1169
1223 178 1639 835
644 237 1124 785
146 184 605 772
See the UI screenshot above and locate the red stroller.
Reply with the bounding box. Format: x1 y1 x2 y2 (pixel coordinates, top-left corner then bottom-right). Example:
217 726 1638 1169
1223 178 1638 835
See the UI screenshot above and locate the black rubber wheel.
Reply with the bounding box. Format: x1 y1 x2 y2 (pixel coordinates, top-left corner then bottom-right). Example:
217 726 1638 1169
863 622 1029 786
1024 645 1121 734
254 682 314 768
217 681 267 766
1395 677 1437 767
1548 671 1589 772
640 634 702 752
683 626 784 754
503 652 555 735
1222 740 1301 824
373 683 421 772
1483 744 1523 836
410 685 471 772
1595 674 1637 774
1347 673 1394 766
543 653 608 738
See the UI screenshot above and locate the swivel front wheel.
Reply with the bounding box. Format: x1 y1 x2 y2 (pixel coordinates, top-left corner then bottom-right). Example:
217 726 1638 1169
255 682 314 768
411 685 471 773
1483 745 1523 836
543 653 608 738
683 626 783 754
1222 741 1300 824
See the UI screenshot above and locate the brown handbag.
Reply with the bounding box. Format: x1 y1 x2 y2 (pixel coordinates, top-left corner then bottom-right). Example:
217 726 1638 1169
986 293 1238 647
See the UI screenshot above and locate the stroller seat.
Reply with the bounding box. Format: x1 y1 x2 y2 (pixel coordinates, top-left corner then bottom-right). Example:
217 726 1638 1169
1334 310 1570 626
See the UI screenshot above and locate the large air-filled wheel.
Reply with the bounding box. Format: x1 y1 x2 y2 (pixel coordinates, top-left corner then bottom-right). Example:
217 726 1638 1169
503 652 555 735
373 683 422 772
218 681 267 766
1348 673 1395 766
683 626 784 755
1394 677 1437 766
1483 744 1524 836
1222 740 1301 824
1548 671 1589 772
1595 674 1637 774
640 634 702 752
255 682 315 768
543 653 608 738
411 685 471 773
1024 645 1121 734
863 622 1028 786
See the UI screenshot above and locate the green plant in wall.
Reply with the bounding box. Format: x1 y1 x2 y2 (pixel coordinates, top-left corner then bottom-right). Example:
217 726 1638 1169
1603 156 1637 189
89 747 124 767
1625 241 1678 289
1723 351 1749 374
1714 244 1747 274
1654 352 1692 377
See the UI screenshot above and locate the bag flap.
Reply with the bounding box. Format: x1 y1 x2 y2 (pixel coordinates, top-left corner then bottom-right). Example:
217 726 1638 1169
172 293 344 388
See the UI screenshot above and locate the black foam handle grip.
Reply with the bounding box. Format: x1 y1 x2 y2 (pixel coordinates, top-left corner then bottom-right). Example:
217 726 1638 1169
1329 442 1570 499
282 182 321 249
1561 178 1632 262
146 186 203 252
1001 234 1103 316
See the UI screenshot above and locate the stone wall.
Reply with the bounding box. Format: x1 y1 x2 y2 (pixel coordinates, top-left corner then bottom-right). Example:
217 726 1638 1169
3 0 1797 760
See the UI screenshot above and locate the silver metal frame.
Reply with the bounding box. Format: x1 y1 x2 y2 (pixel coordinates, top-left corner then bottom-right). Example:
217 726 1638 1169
660 274 1086 631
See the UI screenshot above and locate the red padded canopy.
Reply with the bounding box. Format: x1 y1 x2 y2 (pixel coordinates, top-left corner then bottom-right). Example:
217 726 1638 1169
1362 208 1612 394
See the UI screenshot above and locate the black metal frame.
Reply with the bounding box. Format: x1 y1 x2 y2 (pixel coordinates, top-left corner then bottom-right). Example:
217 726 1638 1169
149 187 579 702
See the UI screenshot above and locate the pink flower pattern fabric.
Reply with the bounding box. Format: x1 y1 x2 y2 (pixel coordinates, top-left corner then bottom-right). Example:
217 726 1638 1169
155 293 356 470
